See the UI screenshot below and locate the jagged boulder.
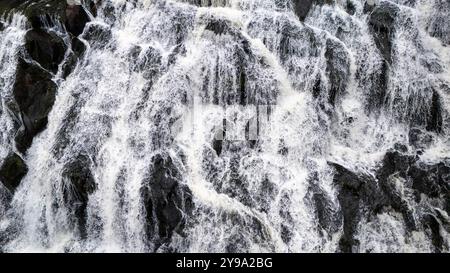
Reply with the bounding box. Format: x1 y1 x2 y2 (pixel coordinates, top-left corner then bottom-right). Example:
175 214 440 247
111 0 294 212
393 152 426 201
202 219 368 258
331 146 450 253
0 153 28 193
376 149 450 252
25 29 66 73
13 58 57 153
0 0 93 36
292 0 333 21
141 154 193 249
427 0 450 45
324 38 350 106
61 36 87 78
81 23 112 49
129 45 163 79
62 154 97 237
307 174 342 236
367 1 399 64
331 163 388 252
426 90 443 133
65 3 90 36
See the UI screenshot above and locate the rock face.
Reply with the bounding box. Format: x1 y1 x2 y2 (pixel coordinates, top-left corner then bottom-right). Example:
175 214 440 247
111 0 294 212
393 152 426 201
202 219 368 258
331 163 384 252
13 59 57 153
25 29 66 73
62 154 97 237
0 0 93 36
141 154 194 249
65 4 90 36
0 153 28 192
292 0 333 21
324 38 350 106
331 146 450 253
368 2 399 64
81 23 113 49
427 0 450 45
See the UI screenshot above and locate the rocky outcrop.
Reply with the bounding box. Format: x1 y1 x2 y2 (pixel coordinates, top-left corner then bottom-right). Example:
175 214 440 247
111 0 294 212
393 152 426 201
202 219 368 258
427 0 450 45
331 163 386 252
25 29 66 73
62 154 97 237
292 0 333 21
324 38 350 106
65 3 90 36
367 1 399 64
141 154 194 250
307 174 342 236
331 146 450 253
0 0 93 37
13 58 57 153
81 23 112 49
0 153 28 192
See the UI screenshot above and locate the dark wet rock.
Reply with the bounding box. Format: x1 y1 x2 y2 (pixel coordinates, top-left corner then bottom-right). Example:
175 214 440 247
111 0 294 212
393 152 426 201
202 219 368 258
25 29 66 73
307 174 342 235
403 87 444 134
81 23 112 49
0 21 4 31
365 58 389 111
331 163 384 252
0 1 93 35
65 4 90 36
13 58 57 153
346 0 356 15
423 213 445 253
426 90 443 133
427 0 450 45
22 0 67 29
205 18 232 35
324 38 350 106
292 0 333 21
62 154 97 237
141 154 194 249
368 2 399 64
409 161 450 202
71 36 86 56
409 127 434 151
137 46 163 80
421 57 443 74
184 0 227 8
292 0 313 21
0 153 28 193
61 52 78 79
376 149 450 251
61 37 86 79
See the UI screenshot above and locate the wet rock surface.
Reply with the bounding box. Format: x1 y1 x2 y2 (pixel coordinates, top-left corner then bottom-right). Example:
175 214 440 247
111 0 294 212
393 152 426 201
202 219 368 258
62 154 97 237
13 58 57 152
0 153 28 192
25 29 66 73
141 154 194 250
0 0 449 253
331 147 450 253
368 1 399 64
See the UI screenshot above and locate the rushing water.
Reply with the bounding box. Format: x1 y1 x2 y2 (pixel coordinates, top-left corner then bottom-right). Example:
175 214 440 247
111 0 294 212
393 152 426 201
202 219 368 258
0 0 449 252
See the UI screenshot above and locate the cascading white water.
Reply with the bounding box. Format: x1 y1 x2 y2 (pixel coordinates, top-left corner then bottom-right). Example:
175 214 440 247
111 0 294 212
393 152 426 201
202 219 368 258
0 14 28 220
0 0 449 253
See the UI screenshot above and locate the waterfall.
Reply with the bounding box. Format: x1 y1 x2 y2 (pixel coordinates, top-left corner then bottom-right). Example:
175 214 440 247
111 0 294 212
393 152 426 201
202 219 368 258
0 0 449 253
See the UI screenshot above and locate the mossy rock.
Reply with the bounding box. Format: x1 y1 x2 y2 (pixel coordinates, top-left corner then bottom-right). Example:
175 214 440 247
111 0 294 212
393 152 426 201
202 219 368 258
0 153 28 192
